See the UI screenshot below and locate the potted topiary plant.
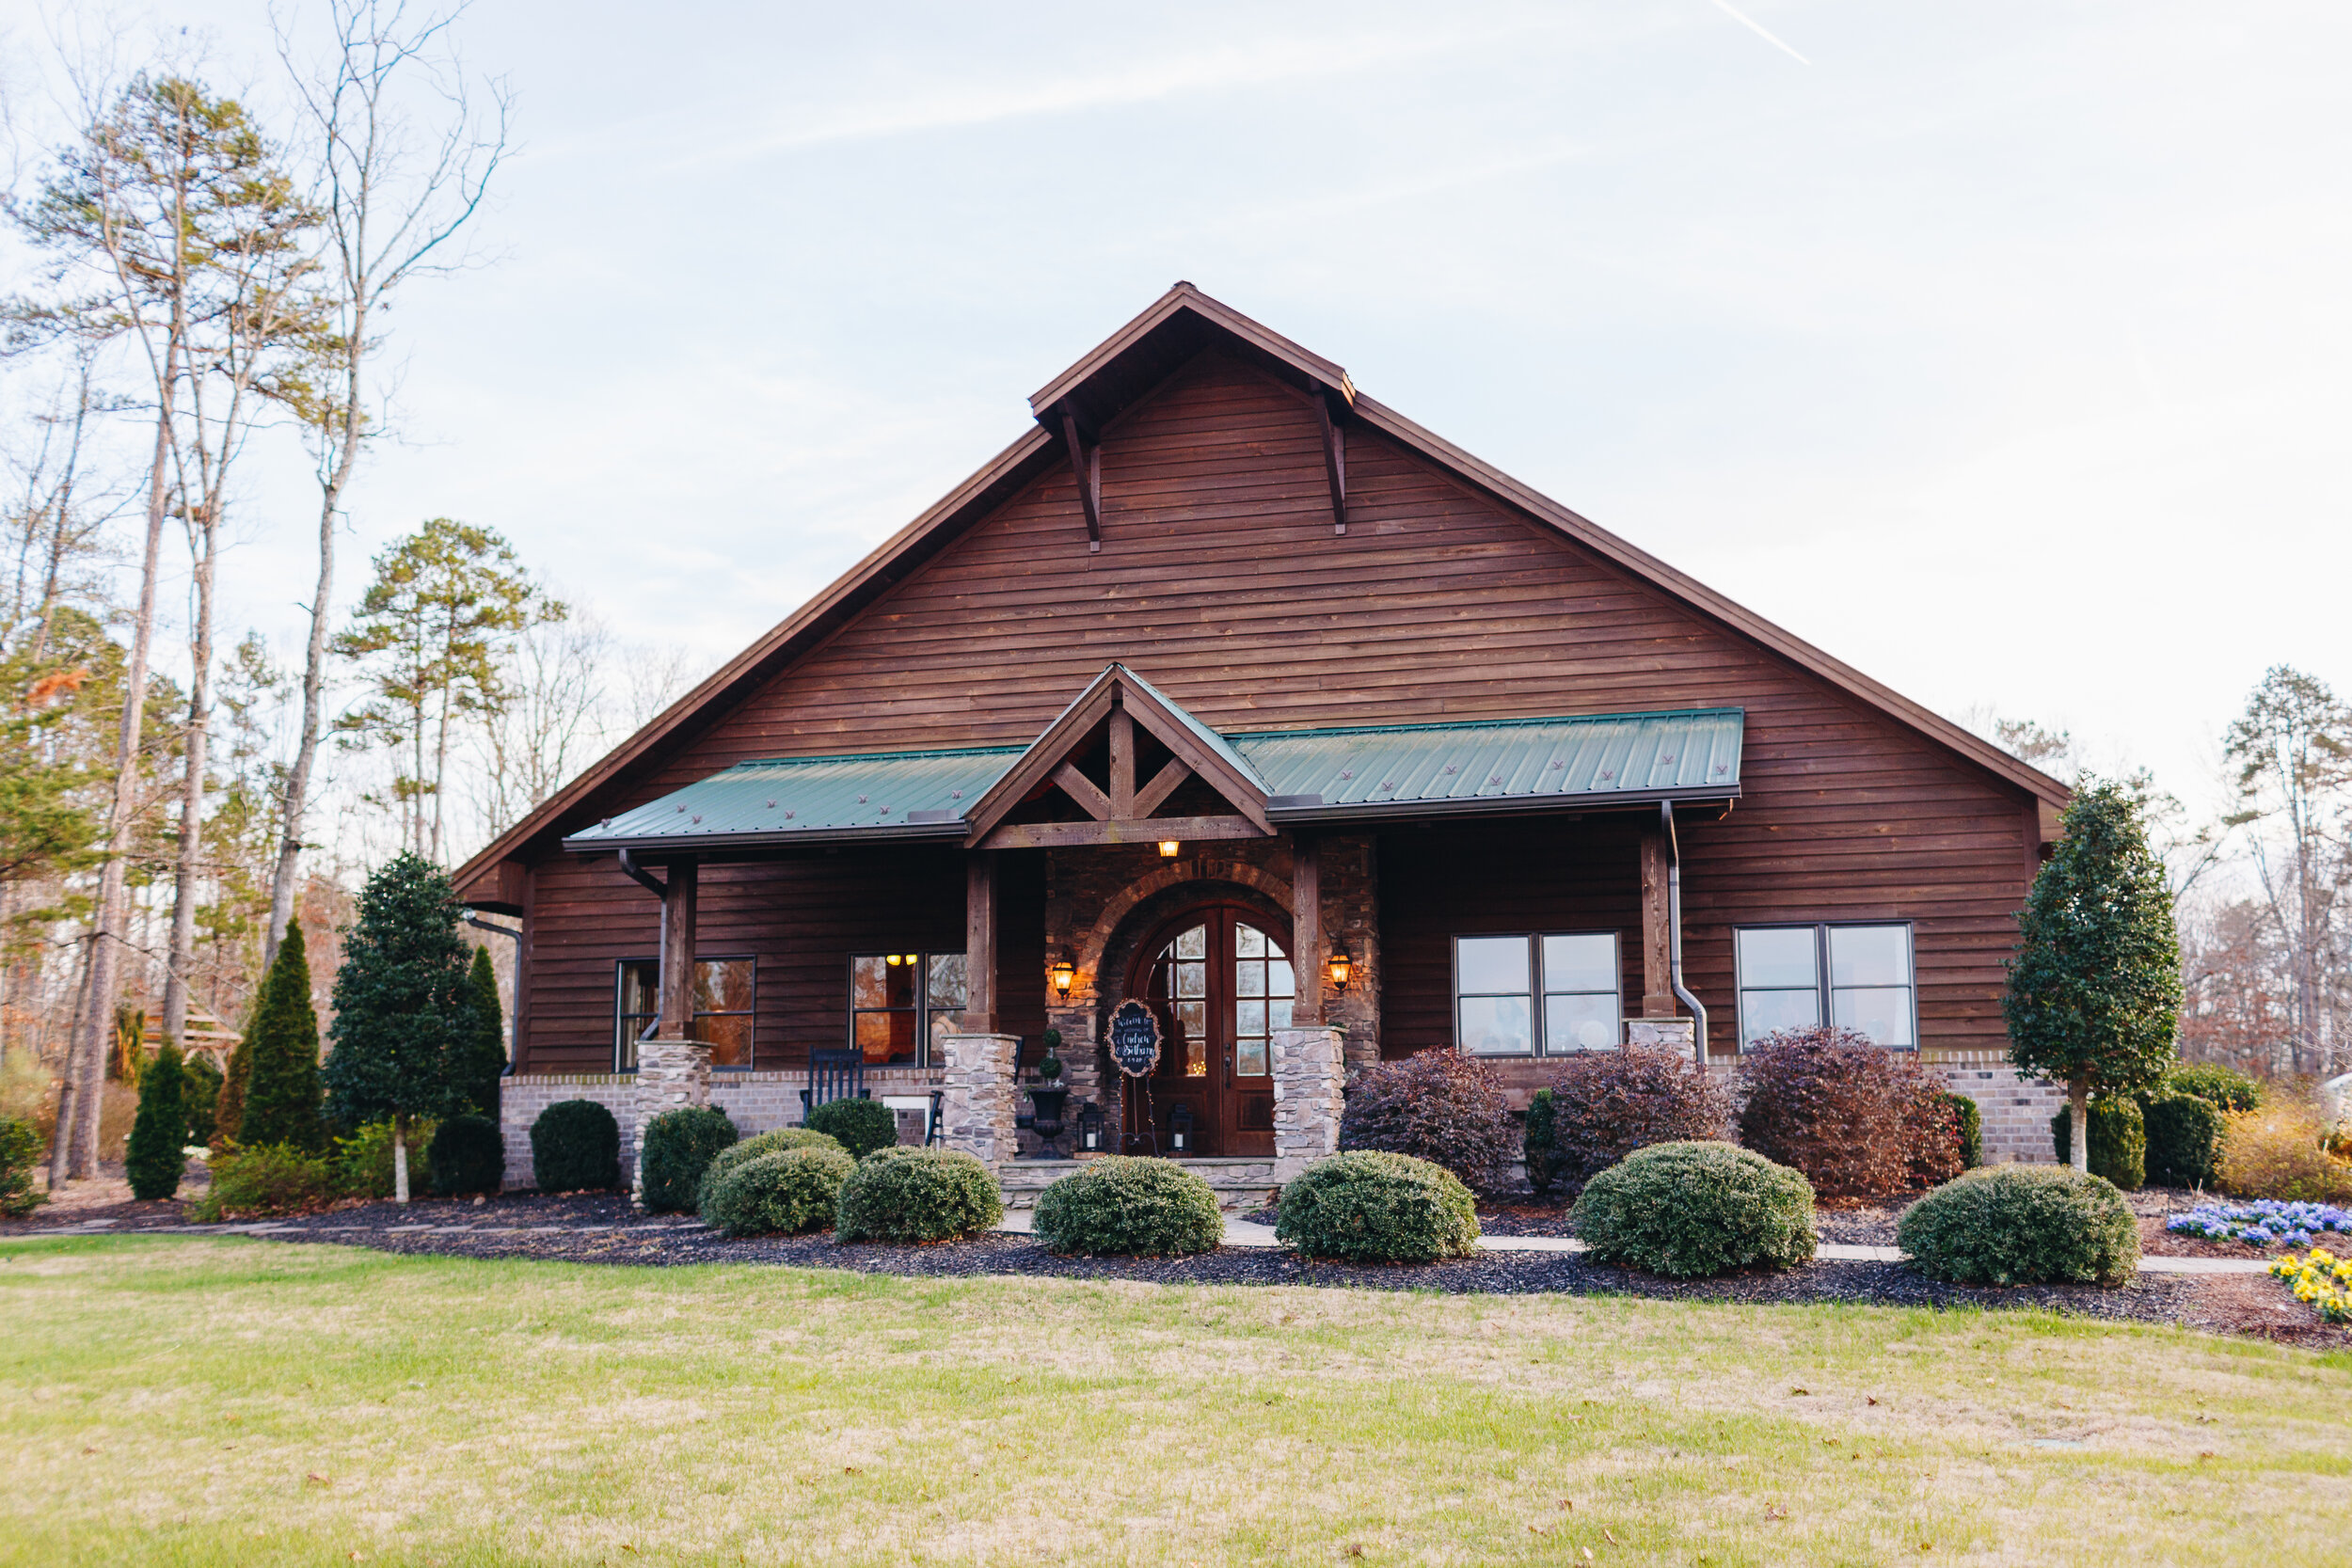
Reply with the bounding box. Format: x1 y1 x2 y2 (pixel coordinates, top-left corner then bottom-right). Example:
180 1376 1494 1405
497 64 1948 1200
1036 1029 1064 1085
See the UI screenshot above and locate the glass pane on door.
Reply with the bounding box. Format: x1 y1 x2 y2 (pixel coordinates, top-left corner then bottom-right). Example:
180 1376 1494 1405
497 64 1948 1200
1151 924 1210 1077
1232 923 1290 1077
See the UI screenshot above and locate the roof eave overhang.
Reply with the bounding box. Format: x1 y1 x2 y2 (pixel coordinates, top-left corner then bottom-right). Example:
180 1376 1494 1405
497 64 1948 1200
560 821 970 857
1265 785 1740 827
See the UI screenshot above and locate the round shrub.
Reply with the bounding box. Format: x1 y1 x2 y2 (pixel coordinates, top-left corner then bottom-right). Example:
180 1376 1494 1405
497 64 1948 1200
2051 1097 2146 1191
1945 1092 1983 1170
1337 1051 1518 1192
697 1127 847 1214
532 1099 621 1193
834 1147 1002 1243
640 1106 738 1213
1897 1165 2138 1286
2144 1093 2227 1189
427 1113 505 1196
1528 1042 1731 1194
1033 1157 1224 1256
704 1147 856 1237
1571 1141 1816 1278
1275 1151 1479 1263
805 1096 900 1160
1738 1027 1961 1197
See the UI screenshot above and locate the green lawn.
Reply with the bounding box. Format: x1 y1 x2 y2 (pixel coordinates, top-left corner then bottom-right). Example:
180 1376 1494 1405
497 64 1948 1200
1 1237 2344 1566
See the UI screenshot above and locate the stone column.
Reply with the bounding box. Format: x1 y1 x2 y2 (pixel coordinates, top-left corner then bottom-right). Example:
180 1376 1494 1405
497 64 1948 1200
632 1033 710 1203
937 1032 1020 1170
1271 1025 1344 1183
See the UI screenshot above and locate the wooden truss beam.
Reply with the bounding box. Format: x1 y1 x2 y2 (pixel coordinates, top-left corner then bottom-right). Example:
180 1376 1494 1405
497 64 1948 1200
1052 760 1112 820
977 815 1266 850
1058 405 1102 553
1312 379 1347 535
1132 755 1190 817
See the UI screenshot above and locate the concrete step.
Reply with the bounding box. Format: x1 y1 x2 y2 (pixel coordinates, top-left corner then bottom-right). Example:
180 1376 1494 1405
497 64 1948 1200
997 1156 1280 1211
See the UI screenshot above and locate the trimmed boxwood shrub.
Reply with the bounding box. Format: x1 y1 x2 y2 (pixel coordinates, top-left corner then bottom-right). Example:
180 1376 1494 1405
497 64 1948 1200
427 1113 505 1196
1571 1141 1816 1278
1274 1151 1479 1263
0 1115 45 1218
532 1099 621 1193
806 1096 899 1160
2052 1097 2146 1191
1737 1027 1962 1197
704 1146 856 1237
698 1127 847 1214
1897 1165 2138 1286
1527 1042 1731 1195
2144 1093 2227 1189
640 1106 739 1213
1945 1093 1983 1170
834 1147 1002 1243
1337 1050 1518 1192
1033 1157 1225 1257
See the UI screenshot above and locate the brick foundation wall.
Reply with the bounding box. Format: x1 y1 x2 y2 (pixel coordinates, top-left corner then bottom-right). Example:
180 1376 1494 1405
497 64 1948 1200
1935 1061 2066 1165
499 1068 946 1190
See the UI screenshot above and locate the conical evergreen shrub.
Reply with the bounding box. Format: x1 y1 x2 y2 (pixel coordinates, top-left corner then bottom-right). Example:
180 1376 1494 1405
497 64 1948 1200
125 1043 187 1199
239 920 328 1152
214 1035 250 1148
455 946 506 1117
181 1053 223 1148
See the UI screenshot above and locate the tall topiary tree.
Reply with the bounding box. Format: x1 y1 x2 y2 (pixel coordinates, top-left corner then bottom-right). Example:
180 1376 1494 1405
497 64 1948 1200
124 1043 187 1200
238 920 328 1153
456 946 507 1117
324 853 474 1202
2005 780 2183 1173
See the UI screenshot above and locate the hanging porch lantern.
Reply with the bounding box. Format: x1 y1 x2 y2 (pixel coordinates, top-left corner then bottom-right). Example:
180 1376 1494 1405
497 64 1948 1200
1157 839 1181 858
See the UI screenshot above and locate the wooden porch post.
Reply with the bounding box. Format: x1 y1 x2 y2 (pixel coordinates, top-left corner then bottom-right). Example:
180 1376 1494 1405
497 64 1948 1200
1639 830 1674 1018
963 850 998 1034
659 858 698 1036
1291 832 1322 1028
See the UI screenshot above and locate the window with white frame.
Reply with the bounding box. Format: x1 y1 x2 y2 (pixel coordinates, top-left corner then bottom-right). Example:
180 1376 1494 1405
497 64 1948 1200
1453 932 1622 1056
1734 923 1915 1049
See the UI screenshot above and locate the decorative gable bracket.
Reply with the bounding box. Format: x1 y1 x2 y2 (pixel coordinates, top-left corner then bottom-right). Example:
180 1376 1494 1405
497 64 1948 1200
961 663 1272 850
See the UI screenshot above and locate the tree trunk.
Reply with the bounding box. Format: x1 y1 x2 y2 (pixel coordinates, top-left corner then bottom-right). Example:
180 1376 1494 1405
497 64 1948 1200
392 1117 409 1205
51 391 174 1185
2069 1079 2090 1174
162 524 217 1049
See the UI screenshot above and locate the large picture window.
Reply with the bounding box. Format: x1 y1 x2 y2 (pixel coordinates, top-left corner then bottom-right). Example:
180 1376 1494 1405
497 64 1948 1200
613 957 756 1071
850 952 967 1067
1734 923 1915 1049
1453 932 1622 1056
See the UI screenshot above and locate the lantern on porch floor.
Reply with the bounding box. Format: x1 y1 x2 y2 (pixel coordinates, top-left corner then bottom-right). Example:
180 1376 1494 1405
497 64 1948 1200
1168 1101 1195 1154
1075 1100 1105 1153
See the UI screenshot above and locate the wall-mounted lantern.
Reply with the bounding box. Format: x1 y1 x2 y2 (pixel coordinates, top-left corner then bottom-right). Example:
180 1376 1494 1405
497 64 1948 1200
1157 839 1181 858
1327 950 1353 993
1050 958 1075 1000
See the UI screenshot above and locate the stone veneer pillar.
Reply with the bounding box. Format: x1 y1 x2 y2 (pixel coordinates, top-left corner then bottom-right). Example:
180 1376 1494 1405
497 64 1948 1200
1271 1025 1344 1182
632 1033 710 1204
937 1032 1020 1170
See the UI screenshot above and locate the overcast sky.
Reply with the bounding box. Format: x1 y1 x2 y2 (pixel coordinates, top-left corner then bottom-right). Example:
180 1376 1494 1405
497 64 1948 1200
5 0 2348 826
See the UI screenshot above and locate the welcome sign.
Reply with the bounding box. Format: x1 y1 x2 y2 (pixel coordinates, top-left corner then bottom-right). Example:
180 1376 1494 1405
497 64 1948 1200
1106 1000 1163 1078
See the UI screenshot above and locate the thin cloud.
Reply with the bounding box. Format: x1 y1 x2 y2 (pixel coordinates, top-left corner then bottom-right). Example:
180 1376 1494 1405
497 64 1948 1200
1708 0 1811 65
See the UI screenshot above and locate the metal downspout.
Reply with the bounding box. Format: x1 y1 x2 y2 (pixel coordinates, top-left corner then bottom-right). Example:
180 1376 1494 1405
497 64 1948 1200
1661 800 1709 1066
617 850 666 1053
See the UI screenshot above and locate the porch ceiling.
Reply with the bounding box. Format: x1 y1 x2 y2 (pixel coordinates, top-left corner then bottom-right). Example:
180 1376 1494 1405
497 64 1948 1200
561 708 1743 855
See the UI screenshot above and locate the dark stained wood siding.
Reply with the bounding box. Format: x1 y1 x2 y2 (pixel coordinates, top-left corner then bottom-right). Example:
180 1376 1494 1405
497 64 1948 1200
517 351 2035 1067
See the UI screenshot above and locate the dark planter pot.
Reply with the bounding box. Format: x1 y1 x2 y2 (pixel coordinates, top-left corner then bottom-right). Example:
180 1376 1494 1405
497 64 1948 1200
1025 1083 1071 1157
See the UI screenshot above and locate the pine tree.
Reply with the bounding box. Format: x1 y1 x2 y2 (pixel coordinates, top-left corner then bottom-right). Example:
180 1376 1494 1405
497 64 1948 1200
324 853 474 1201
124 1042 186 1200
457 946 507 1117
2006 779 2183 1173
239 920 327 1151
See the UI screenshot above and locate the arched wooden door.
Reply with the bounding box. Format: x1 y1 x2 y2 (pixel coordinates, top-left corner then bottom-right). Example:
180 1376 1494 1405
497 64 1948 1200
1127 903 1295 1157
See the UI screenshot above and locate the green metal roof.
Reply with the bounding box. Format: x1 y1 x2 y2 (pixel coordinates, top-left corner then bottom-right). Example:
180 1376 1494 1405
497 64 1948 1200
563 707 1741 854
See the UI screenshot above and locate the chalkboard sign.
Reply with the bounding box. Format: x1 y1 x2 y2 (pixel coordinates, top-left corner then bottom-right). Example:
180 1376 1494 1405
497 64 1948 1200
1106 1000 1163 1078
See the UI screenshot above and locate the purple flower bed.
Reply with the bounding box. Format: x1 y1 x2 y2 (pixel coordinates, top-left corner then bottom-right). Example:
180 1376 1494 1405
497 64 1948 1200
2167 1199 2352 1249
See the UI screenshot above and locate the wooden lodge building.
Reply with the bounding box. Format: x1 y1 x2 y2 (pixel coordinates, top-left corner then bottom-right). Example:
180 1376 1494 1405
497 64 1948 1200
458 283 2072 1189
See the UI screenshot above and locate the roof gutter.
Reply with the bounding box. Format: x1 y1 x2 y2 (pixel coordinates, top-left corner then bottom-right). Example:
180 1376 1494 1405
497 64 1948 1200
1661 800 1708 1066
1264 785 1738 827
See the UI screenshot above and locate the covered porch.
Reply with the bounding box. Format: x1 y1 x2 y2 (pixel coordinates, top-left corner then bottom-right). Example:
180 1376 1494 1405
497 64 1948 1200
533 664 1741 1189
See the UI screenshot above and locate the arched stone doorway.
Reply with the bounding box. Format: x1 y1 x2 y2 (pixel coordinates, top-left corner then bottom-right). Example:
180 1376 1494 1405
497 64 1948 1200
1121 900 1297 1158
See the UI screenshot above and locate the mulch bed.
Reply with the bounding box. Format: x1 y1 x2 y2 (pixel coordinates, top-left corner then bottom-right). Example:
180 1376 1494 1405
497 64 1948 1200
9 1189 2344 1347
